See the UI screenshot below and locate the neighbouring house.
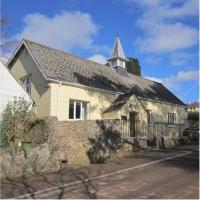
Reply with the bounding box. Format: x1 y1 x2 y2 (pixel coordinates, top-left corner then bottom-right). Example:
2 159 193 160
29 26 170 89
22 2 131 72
0 61 33 116
187 101 199 112
6 37 187 138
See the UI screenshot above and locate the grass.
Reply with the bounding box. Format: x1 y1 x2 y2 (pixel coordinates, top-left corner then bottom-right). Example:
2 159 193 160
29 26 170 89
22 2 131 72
0 142 40 155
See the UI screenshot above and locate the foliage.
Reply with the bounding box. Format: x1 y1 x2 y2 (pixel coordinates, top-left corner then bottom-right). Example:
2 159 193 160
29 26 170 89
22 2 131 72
126 57 141 76
0 97 48 154
188 111 199 121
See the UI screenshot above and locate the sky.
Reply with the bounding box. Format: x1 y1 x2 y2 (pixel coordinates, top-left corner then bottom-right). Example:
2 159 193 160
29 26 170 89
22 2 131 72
1 0 199 103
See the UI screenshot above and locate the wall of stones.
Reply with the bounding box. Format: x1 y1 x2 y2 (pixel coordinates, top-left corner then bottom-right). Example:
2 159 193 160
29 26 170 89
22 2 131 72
0 117 181 179
47 117 133 168
0 144 59 179
0 118 133 178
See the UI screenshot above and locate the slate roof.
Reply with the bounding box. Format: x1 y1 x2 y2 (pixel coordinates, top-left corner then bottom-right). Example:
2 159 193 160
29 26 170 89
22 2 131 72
11 39 185 106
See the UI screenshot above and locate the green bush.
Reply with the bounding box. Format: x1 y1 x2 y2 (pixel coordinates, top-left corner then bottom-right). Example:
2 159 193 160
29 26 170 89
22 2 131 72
188 111 199 121
0 97 48 154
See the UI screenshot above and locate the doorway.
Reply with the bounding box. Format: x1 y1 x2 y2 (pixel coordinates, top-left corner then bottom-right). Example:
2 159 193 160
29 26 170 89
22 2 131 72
130 112 138 137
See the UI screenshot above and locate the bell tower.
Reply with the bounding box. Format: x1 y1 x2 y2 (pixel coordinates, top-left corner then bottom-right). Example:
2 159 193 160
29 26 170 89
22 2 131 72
107 36 128 69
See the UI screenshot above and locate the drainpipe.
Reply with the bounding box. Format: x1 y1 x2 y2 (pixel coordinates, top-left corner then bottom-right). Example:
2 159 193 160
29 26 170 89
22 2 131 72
56 82 62 118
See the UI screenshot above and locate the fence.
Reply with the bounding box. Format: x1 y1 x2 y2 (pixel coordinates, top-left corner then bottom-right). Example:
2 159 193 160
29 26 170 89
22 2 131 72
121 119 185 138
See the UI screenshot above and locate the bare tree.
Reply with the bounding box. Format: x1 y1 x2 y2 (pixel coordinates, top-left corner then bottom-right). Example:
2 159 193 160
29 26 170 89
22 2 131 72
1 17 18 47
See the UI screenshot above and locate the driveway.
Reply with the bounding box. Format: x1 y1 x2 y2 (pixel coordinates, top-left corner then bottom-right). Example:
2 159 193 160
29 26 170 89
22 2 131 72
1 144 199 199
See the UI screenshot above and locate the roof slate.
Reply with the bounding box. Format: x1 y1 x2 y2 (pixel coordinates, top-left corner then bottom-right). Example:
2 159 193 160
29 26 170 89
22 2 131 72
22 39 185 106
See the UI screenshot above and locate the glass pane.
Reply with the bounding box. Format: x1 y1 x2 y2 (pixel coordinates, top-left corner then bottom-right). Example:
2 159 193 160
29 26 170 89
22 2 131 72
147 110 152 124
168 114 170 125
168 113 174 125
172 114 175 124
76 102 81 119
69 101 74 119
23 76 31 93
82 102 87 120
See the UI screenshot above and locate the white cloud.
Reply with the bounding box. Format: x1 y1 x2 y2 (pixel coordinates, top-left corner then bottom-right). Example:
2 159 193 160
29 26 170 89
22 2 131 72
169 51 193 66
14 11 99 52
165 70 199 83
136 23 198 52
127 0 198 52
144 76 163 83
0 52 12 64
145 70 199 91
0 56 8 64
132 0 198 20
88 54 107 64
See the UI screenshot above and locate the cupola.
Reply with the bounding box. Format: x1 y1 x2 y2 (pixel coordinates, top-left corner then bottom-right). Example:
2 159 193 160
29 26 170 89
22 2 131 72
107 36 129 69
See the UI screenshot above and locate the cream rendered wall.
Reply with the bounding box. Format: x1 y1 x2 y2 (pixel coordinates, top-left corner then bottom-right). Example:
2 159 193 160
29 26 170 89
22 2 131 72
139 98 186 124
102 112 119 120
9 47 51 117
102 95 186 125
49 83 117 120
49 80 187 123
116 95 147 122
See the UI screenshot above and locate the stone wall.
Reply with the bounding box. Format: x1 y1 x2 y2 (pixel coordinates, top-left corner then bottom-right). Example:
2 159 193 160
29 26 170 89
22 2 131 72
0 144 59 179
0 117 182 178
47 117 133 168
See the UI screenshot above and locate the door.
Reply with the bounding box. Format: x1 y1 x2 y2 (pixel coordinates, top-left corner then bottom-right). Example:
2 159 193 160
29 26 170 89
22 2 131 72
130 112 138 137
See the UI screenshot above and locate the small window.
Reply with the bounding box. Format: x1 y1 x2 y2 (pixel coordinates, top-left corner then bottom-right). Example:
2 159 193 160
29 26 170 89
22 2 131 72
168 113 176 125
22 75 31 94
69 100 88 120
147 110 153 125
121 115 127 120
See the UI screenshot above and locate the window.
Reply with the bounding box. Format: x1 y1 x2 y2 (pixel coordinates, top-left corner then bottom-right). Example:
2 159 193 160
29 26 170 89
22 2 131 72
121 115 129 137
168 113 176 125
119 60 124 67
69 100 88 120
147 110 153 125
22 75 31 94
121 115 127 120
69 101 74 119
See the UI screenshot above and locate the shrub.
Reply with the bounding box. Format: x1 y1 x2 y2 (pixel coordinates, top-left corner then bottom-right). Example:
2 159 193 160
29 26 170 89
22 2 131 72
0 97 48 154
188 111 199 121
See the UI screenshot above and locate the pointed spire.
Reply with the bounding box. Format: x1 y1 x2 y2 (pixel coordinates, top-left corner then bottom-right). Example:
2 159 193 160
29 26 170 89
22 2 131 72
107 36 128 69
111 36 127 60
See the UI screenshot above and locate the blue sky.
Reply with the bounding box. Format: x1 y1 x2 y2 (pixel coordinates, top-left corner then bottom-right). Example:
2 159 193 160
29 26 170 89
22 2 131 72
1 0 199 103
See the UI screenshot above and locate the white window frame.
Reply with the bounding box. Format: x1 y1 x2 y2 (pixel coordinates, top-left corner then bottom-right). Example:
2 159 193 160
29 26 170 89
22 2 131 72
69 99 88 120
147 110 153 125
168 113 176 126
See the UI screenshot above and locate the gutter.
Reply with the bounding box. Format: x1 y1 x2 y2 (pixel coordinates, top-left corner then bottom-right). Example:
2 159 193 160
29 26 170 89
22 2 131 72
56 82 62 118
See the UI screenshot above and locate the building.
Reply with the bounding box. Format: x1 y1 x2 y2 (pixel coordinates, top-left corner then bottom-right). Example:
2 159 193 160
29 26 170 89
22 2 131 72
0 61 33 116
6 37 187 137
187 101 199 112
